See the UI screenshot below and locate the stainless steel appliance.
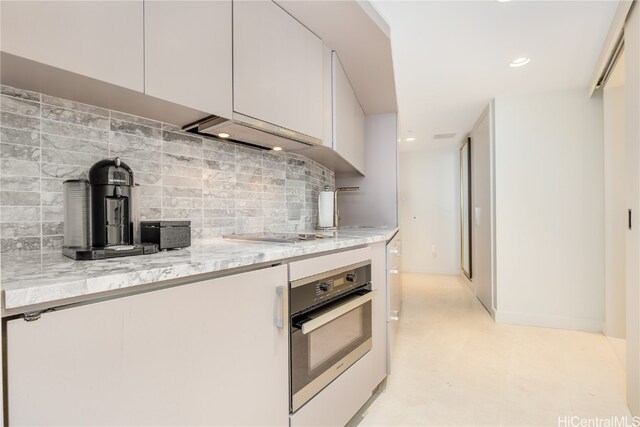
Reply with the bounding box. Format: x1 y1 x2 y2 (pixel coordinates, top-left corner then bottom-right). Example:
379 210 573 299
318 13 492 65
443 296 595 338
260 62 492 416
289 261 373 412
183 113 321 151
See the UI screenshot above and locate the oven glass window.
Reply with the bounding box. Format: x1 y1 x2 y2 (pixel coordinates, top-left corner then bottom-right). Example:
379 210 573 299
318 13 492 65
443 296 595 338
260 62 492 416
291 298 372 410
309 307 364 369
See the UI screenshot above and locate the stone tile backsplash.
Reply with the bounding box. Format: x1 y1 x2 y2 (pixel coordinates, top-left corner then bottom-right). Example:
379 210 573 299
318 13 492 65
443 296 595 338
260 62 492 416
0 85 334 252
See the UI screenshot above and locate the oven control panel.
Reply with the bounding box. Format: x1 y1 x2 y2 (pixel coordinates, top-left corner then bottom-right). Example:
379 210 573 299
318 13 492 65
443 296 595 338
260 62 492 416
290 261 372 315
313 275 356 302
317 281 333 293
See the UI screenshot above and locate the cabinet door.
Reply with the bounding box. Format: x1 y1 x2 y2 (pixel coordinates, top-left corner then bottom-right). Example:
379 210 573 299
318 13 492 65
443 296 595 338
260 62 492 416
0 1 143 92
233 0 323 140
370 242 388 387
322 45 334 148
6 265 289 426
333 52 366 174
144 0 232 117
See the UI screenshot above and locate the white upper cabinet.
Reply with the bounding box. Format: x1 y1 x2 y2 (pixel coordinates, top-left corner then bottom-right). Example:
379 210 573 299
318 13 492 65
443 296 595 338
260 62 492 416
322 45 334 148
0 1 144 92
333 52 366 174
233 0 324 140
144 1 232 117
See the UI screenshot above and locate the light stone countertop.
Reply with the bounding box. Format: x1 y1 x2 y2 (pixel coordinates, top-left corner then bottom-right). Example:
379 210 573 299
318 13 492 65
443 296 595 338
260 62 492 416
1 227 398 313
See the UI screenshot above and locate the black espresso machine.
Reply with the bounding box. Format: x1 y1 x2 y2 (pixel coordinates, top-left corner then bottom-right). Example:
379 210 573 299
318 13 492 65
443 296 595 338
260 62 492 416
62 157 159 260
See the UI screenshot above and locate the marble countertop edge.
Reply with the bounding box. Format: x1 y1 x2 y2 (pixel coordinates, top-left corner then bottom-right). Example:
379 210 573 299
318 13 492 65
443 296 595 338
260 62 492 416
2 228 398 313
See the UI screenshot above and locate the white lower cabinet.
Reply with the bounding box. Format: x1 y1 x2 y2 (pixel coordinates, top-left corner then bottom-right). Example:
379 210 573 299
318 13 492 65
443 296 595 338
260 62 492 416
6 245 389 426
370 242 388 384
6 265 289 426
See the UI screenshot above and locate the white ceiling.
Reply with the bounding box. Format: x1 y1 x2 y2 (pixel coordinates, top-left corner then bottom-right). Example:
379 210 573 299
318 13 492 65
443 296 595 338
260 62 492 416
371 0 618 152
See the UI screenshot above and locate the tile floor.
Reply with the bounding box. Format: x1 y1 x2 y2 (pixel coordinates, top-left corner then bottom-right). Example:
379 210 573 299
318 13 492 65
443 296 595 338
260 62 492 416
357 273 631 426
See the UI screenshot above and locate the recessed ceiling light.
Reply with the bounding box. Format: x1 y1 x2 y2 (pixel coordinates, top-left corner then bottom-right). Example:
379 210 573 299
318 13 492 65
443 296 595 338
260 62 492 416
218 133 230 138
510 57 530 68
272 146 282 151
497 0 511 3
405 137 416 142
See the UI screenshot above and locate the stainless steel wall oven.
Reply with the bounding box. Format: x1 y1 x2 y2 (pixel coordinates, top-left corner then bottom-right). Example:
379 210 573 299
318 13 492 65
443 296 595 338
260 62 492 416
289 260 373 412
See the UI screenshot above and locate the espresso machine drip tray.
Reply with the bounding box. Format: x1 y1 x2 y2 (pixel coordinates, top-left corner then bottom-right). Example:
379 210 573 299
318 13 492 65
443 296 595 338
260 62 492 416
63 243 159 261
107 245 137 251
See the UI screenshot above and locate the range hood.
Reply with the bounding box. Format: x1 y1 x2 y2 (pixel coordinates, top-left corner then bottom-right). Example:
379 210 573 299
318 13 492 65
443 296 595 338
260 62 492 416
183 112 322 151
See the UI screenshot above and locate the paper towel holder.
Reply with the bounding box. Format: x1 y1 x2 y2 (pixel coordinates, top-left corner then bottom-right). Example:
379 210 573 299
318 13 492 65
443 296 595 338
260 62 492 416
316 185 359 230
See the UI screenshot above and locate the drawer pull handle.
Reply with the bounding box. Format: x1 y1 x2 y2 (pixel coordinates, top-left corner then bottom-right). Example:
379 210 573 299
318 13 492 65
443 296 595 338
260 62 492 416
274 286 285 329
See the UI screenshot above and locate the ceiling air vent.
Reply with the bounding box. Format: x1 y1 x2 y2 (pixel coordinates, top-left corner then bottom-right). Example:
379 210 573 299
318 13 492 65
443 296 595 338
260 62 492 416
433 133 457 140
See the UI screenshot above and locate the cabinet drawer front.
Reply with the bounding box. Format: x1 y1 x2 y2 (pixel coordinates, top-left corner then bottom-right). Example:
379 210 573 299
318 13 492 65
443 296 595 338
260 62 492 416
290 352 375 427
233 0 324 140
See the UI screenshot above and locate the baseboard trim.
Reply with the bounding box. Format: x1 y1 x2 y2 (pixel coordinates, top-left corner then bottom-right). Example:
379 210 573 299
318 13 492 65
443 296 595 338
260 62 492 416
494 310 603 332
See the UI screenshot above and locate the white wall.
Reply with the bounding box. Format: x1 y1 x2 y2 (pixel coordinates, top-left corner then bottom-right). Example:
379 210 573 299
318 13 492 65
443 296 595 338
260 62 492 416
493 88 605 332
399 146 460 274
625 3 640 414
337 113 398 227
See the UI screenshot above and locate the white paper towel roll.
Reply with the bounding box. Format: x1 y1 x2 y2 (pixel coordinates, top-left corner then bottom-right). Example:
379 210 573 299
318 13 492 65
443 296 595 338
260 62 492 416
318 191 334 227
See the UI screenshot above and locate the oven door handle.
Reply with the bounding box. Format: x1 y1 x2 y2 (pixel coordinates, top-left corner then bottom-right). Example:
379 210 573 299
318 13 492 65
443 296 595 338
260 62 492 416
300 290 376 335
